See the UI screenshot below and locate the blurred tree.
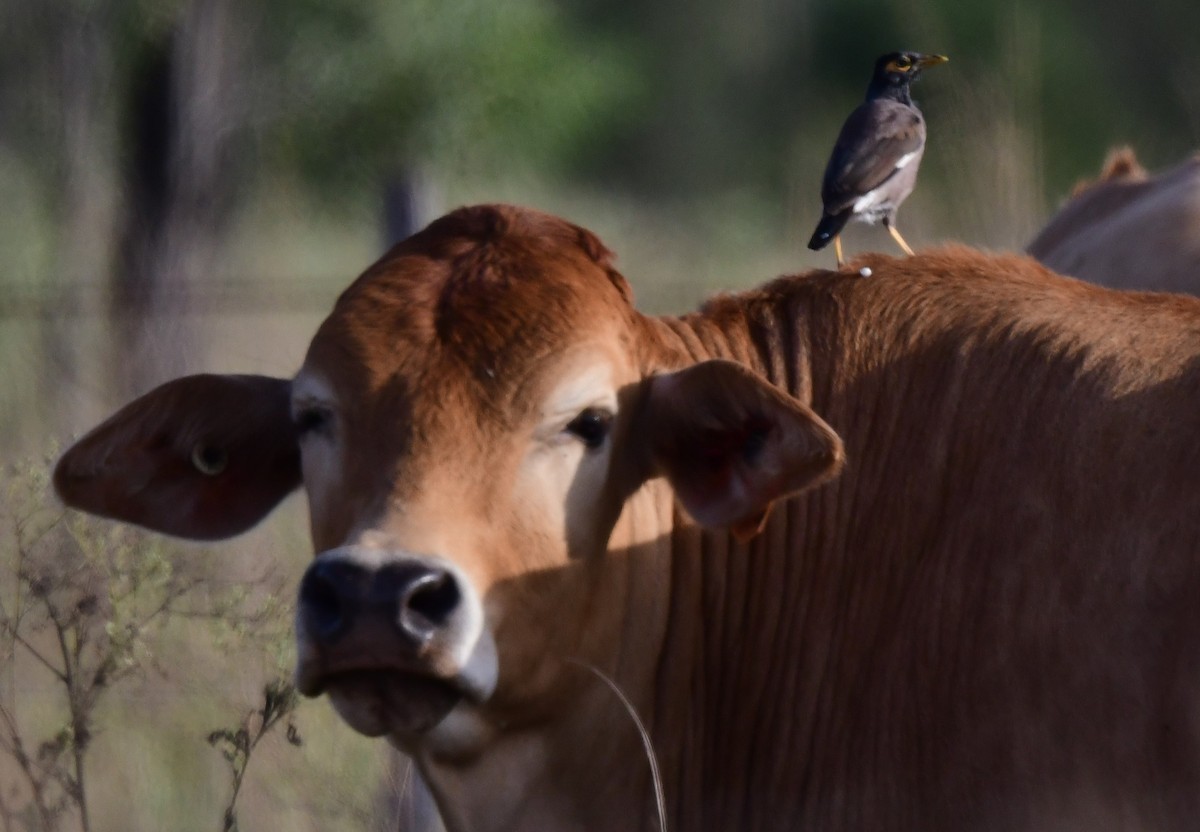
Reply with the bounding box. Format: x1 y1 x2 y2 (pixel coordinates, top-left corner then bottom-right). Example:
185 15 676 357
111 0 248 394
0 0 119 421
0 0 638 395
250 0 639 197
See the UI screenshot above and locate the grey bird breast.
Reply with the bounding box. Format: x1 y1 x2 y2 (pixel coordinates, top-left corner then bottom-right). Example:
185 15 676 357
821 99 927 223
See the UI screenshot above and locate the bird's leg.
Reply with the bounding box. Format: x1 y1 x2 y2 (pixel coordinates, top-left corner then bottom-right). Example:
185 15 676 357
834 235 845 267
885 221 915 256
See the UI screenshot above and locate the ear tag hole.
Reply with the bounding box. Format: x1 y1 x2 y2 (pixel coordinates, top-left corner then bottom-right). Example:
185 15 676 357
191 443 228 476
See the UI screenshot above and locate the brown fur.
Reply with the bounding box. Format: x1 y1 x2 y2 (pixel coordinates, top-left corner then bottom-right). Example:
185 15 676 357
57 206 1200 831
1028 148 1200 293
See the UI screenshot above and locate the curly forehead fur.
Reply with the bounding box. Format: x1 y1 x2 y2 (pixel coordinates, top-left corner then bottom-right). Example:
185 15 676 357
306 205 638 407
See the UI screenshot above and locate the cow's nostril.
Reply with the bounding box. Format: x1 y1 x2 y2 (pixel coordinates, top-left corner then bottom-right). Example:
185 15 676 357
299 560 360 644
408 571 460 624
400 570 461 642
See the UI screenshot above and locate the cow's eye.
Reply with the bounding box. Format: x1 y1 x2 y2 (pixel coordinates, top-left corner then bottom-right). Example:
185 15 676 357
191 443 227 475
294 405 333 438
565 408 612 450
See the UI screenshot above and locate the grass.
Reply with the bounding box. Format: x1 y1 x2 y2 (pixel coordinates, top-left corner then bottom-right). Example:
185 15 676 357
0 458 395 831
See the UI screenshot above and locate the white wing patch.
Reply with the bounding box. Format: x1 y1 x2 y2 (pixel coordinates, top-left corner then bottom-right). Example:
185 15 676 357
851 151 920 217
853 188 883 213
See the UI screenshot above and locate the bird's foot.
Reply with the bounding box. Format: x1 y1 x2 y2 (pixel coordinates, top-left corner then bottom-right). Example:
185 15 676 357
886 224 915 256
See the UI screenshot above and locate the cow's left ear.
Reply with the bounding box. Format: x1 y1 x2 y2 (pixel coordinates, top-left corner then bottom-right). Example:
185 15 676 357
54 374 302 541
642 360 844 539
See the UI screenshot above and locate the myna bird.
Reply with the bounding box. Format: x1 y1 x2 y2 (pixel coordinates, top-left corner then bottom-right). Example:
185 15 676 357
808 51 948 266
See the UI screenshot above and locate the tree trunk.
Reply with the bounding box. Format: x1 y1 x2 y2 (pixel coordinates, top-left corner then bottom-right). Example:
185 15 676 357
111 0 243 396
382 169 437 249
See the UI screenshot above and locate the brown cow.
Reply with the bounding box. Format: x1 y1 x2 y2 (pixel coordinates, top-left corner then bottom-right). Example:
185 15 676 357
56 205 1200 831
1028 147 1200 293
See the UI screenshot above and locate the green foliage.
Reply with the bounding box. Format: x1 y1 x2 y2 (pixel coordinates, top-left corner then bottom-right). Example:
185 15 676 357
3 0 1198 256
255 0 642 196
568 0 1200 206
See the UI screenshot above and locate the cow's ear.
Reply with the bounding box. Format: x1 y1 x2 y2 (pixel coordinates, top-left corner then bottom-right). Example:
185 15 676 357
643 360 844 539
54 374 301 541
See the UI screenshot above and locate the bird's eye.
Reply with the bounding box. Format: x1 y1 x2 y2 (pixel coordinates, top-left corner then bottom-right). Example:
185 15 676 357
565 408 613 450
894 56 912 70
294 405 334 438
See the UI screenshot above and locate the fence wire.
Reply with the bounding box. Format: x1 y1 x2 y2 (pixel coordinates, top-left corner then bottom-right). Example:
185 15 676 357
0 280 342 320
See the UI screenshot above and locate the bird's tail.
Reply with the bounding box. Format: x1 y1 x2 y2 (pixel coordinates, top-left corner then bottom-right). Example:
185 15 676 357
808 210 851 251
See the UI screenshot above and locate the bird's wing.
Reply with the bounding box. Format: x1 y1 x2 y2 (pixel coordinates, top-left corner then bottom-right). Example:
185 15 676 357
820 100 926 213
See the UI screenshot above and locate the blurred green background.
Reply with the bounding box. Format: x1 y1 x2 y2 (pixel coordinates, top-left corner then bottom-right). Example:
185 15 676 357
4 0 1200 436
0 0 1197 828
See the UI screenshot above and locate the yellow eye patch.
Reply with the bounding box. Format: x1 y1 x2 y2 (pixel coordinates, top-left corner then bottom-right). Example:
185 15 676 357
887 57 914 73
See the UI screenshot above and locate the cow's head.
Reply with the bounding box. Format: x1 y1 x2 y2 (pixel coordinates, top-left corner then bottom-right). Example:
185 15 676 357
54 205 844 761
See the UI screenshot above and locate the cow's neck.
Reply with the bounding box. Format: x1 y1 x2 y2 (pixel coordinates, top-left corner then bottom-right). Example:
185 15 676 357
619 267 1142 830
654 292 814 392
574 294 846 830
620 278 958 830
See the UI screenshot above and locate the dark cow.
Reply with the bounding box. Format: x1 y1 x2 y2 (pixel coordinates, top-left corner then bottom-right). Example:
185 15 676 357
1029 147 1200 293
56 205 1200 830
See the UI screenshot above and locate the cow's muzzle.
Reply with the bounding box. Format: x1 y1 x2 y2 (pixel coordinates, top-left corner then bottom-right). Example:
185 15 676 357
294 548 497 737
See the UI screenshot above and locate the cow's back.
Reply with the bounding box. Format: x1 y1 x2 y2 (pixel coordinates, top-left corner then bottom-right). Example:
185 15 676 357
761 249 1200 830
667 249 1200 825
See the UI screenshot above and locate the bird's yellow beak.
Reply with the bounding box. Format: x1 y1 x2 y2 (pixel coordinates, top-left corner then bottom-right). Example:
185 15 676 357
917 54 949 69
